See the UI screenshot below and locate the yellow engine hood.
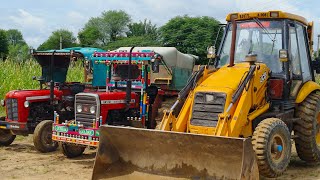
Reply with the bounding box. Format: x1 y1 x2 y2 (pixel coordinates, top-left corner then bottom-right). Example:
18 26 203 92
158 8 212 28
195 63 252 94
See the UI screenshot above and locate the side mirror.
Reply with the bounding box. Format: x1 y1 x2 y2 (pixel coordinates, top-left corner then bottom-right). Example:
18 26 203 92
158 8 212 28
312 57 320 74
207 46 216 59
151 54 161 73
151 59 159 73
279 49 288 62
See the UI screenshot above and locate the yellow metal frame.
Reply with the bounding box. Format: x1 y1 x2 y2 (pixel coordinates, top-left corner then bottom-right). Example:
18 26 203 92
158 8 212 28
296 81 320 103
160 63 271 138
307 22 314 54
226 11 308 26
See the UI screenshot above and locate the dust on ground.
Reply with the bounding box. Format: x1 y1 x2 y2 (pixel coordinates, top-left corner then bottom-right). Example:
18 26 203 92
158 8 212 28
1 96 320 180
2 136 320 180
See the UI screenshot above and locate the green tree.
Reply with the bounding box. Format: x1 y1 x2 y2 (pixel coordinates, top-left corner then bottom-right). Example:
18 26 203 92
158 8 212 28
127 19 157 38
78 10 131 46
7 44 31 63
5 29 30 62
0 29 8 60
160 15 221 64
105 36 161 50
38 29 77 50
6 29 26 46
78 26 102 47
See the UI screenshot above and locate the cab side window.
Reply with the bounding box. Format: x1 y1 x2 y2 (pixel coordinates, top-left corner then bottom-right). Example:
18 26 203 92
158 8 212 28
289 24 301 76
296 24 312 82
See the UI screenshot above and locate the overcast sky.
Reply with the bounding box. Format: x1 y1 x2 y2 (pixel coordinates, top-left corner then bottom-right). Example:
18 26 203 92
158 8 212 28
0 0 318 48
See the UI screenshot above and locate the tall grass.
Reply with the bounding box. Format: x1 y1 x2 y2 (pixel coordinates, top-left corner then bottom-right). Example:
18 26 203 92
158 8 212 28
0 59 83 116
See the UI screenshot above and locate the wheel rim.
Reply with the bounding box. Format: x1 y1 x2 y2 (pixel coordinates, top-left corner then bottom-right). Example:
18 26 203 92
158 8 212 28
41 125 54 146
270 134 285 163
316 112 320 147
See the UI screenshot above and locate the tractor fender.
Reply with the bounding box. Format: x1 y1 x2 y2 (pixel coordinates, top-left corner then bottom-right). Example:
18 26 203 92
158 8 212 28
296 81 320 104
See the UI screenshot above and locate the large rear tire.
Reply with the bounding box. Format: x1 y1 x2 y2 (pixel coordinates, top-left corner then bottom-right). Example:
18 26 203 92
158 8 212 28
61 143 85 158
0 129 16 146
33 120 58 153
252 118 291 178
294 92 320 162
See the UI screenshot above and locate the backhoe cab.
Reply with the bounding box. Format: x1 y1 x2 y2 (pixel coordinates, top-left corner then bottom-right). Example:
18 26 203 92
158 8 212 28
93 11 320 179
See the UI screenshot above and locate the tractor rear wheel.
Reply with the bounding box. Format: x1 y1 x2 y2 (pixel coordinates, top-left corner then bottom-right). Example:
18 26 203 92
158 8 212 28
294 92 320 162
33 120 58 153
61 143 85 158
252 118 291 178
0 129 16 146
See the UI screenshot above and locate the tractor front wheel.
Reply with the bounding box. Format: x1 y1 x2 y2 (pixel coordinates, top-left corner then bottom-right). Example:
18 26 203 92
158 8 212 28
61 143 85 158
252 118 291 178
33 120 58 153
0 129 16 146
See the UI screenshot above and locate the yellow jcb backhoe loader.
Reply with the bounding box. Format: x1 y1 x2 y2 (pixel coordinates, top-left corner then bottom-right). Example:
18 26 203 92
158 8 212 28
92 11 320 179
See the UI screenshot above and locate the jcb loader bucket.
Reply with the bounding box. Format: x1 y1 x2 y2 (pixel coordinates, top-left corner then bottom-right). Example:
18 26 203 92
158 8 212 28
92 126 259 180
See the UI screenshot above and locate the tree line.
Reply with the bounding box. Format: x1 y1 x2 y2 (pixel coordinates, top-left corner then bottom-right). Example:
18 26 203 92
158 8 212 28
0 29 30 62
0 10 222 64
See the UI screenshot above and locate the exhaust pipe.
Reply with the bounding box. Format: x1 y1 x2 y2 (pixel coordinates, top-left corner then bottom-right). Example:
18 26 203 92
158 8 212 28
125 46 135 111
229 19 237 67
50 50 56 109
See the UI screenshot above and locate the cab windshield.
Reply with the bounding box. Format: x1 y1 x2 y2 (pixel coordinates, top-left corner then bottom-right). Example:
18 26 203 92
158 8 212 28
219 20 283 73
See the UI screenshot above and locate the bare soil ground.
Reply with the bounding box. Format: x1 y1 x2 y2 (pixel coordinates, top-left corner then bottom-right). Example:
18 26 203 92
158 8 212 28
1 97 320 180
1 136 320 180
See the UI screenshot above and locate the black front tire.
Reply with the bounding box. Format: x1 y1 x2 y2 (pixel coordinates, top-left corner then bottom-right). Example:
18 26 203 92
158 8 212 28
61 143 85 158
0 129 16 146
252 118 291 178
33 120 58 153
294 92 320 162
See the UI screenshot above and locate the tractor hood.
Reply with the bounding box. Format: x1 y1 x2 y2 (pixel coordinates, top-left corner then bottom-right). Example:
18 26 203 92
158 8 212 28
195 63 252 93
5 89 63 102
81 91 138 102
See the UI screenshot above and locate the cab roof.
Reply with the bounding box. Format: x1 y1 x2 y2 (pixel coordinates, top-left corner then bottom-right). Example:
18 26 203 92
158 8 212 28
33 47 105 59
226 11 308 26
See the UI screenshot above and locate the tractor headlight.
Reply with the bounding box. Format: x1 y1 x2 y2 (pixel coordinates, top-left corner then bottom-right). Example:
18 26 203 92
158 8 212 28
90 106 96 114
76 105 82 112
24 101 30 108
0 99 4 106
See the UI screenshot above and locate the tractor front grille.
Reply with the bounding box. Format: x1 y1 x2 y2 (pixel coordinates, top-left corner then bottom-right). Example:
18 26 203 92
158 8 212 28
75 93 100 128
6 98 18 121
191 92 226 127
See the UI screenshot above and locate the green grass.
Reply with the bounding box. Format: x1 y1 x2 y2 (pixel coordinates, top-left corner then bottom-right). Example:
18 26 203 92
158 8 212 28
0 59 83 116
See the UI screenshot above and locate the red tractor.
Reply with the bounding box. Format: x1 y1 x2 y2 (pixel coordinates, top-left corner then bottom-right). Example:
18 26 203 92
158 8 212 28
52 47 168 157
0 48 102 152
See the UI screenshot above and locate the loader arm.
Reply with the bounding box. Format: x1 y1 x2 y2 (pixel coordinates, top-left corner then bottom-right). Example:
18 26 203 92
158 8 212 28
159 93 193 132
159 66 215 132
215 64 270 137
